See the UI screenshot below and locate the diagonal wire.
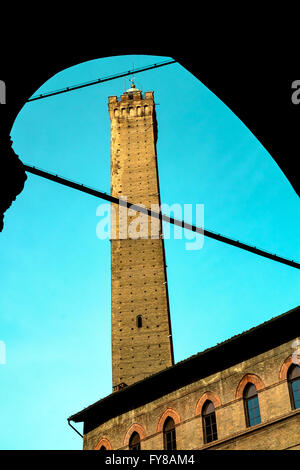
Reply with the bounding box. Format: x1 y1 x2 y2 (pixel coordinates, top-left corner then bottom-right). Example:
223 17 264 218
23 164 300 270
27 59 177 102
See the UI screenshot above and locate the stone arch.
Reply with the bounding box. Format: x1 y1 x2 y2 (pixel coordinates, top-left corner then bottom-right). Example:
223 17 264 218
235 373 265 399
279 355 295 380
195 391 222 416
123 423 147 447
156 407 180 433
94 437 112 450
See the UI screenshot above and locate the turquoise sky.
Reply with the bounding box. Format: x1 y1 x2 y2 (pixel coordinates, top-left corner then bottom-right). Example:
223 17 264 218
1 54 299 449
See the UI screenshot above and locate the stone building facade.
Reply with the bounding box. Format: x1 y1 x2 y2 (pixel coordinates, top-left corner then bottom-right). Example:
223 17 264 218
69 306 300 450
68 86 300 450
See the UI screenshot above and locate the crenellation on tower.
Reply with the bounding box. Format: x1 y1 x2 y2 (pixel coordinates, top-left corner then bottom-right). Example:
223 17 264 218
108 86 155 121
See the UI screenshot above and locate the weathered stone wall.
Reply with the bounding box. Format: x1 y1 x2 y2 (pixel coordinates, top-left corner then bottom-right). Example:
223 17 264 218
84 338 300 450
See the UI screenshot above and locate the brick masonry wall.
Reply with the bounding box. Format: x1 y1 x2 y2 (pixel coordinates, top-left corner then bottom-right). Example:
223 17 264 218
83 338 300 450
108 90 173 389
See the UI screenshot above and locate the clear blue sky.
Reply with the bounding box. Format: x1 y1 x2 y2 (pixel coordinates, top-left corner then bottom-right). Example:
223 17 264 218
1 54 299 449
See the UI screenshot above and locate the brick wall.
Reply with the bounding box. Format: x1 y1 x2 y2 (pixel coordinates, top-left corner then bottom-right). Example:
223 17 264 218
83 338 300 450
108 89 173 389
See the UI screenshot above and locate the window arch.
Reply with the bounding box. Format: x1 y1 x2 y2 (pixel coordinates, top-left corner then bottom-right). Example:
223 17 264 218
195 391 221 416
129 431 141 450
202 400 218 443
123 423 146 448
235 373 264 399
287 364 300 409
94 437 112 450
156 408 180 433
163 417 176 450
243 383 261 427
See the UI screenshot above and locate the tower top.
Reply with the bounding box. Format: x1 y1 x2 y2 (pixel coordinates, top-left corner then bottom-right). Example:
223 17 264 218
108 87 154 104
126 80 140 94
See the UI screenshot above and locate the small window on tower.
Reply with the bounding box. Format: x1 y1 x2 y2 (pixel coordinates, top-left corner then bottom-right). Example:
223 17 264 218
136 315 142 328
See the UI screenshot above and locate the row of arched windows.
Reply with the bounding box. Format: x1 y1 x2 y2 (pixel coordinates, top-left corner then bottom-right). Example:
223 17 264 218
97 363 300 450
127 417 177 450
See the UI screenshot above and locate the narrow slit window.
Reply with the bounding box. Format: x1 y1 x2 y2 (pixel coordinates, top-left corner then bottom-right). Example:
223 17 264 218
136 315 142 328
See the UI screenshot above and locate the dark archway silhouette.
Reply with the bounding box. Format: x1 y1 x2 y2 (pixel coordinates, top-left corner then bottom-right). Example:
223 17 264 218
1 34 299 231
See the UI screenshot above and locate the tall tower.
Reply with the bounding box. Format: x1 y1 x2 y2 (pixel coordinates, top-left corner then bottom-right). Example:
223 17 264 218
108 82 174 390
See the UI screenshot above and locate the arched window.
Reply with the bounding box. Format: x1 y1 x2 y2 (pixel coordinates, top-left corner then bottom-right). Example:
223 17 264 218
136 315 142 328
99 445 107 451
288 364 300 409
163 417 176 450
129 431 141 450
243 383 261 427
202 400 218 443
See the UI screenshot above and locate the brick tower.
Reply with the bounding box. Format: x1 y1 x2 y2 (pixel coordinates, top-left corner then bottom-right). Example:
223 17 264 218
108 82 174 390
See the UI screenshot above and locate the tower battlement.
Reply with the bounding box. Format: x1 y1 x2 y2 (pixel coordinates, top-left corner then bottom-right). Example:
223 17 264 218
108 88 155 119
108 90 154 102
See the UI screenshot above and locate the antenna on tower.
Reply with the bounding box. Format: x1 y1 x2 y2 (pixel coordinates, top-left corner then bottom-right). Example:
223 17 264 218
129 63 135 88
